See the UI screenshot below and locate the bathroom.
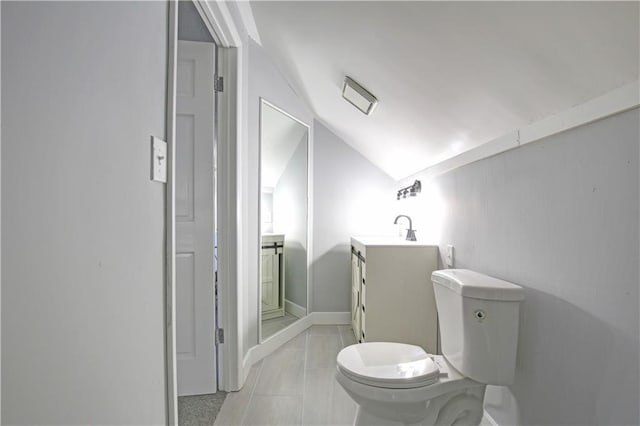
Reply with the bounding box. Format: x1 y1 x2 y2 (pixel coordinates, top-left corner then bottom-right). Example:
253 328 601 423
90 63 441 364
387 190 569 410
223 2 638 425
1 1 638 425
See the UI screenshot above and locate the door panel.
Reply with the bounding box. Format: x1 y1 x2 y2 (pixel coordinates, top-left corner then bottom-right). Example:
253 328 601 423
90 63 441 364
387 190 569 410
176 114 195 221
176 40 216 396
176 252 196 357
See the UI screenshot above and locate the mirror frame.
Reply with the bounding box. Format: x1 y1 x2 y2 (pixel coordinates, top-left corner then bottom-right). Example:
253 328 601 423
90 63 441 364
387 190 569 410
257 97 311 343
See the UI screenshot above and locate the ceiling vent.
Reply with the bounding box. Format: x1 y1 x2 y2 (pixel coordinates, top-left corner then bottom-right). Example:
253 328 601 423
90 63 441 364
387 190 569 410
342 76 378 115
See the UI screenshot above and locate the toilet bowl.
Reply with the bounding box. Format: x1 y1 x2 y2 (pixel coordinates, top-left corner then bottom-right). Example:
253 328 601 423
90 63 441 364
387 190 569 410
335 269 524 426
336 342 485 426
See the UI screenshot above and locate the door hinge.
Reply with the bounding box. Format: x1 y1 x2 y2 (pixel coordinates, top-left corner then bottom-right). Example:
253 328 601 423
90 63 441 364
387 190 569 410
216 328 224 344
214 76 224 92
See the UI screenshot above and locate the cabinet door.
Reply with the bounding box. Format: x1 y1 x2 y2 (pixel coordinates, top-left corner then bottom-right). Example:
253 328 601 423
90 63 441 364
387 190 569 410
351 251 361 342
360 246 439 353
262 251 279 312
360 261 366 343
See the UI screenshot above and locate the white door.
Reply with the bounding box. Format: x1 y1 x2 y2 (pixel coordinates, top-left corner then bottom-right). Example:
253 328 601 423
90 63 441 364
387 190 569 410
176 40 216 396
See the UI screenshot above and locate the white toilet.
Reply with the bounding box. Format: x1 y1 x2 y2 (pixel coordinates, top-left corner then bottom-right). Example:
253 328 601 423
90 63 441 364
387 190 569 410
335 269 524 426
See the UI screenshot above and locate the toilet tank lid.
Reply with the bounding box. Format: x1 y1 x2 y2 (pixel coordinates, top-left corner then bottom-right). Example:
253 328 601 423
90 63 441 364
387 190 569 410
432 269 524 301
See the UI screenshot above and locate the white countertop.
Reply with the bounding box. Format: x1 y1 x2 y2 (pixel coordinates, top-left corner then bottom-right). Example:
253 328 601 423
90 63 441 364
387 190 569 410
351 235 437 247
262 233 285 243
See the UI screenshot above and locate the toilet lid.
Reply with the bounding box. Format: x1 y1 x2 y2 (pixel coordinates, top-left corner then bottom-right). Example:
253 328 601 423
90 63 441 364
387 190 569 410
337 342 440 389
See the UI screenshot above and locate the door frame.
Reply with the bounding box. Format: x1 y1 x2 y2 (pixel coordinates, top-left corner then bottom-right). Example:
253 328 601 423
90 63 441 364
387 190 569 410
165 1 243 424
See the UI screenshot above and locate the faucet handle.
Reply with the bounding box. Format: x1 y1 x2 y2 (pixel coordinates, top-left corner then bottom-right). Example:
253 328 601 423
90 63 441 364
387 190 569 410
406 229 417 242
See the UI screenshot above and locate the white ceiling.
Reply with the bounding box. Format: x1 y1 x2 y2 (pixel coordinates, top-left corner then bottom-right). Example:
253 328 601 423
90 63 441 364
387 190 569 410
261 102 308 188
249 1 639 180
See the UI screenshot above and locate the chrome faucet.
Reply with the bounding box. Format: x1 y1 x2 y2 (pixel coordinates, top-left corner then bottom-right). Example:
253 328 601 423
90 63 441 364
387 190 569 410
394 215 417 241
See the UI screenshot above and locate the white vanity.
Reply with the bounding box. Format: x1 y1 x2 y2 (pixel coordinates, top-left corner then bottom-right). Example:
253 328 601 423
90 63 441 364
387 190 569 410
350 236 439 353
262 233 286 319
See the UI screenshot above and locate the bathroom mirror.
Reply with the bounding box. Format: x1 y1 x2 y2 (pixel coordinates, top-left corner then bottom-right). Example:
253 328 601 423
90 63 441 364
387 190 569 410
259 99 309 341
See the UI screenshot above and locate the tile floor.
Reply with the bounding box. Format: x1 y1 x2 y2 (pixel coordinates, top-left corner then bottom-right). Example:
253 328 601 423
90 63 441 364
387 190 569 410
214 325 358 426
214 325 494 426
262 312 301 340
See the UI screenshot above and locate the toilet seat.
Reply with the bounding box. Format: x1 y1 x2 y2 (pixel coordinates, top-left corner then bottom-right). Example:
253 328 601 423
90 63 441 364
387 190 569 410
337 342 440 389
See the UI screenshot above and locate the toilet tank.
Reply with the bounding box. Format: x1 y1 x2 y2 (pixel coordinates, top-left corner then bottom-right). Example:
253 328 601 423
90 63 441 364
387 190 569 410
432 269 524 385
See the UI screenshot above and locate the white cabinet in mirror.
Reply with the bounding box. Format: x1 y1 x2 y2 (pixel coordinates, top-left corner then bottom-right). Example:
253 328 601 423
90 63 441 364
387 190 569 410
259 99 310 342
261 233 285 320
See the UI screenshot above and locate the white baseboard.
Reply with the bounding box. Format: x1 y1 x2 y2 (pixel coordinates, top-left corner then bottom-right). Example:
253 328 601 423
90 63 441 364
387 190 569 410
241 311 350 384
284 299 306 319
242 314 312 383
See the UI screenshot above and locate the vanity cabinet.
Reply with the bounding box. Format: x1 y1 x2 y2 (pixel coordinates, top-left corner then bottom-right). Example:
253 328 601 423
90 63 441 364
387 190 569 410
262 234 285 320
350 237 439 353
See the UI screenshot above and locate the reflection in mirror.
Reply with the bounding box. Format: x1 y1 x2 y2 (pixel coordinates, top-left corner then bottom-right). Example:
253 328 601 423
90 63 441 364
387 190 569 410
260 100 309 341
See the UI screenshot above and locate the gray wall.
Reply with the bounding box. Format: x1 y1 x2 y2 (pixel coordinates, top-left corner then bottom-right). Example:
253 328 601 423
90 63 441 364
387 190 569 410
312 121 396 312
408 109 639 425
245 38 314 353
2 2 168 424
178 0 213 42
261 191 274 233
274 134 308 309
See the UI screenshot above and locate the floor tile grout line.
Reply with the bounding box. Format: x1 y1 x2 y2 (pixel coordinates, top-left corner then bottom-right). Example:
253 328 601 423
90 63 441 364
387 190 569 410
239 358 264 426
328 325 343 423
301 328 310 425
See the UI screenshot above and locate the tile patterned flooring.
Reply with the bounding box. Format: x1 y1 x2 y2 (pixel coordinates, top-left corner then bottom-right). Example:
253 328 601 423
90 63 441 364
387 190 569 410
214 325 494 426
214 325 358 426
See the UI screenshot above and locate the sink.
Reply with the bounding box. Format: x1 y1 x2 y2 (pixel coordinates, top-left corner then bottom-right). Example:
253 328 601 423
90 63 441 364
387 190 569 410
351 235 432 247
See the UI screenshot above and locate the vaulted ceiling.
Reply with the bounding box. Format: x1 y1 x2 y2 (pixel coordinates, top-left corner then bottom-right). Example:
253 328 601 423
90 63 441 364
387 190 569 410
249 1 639 180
